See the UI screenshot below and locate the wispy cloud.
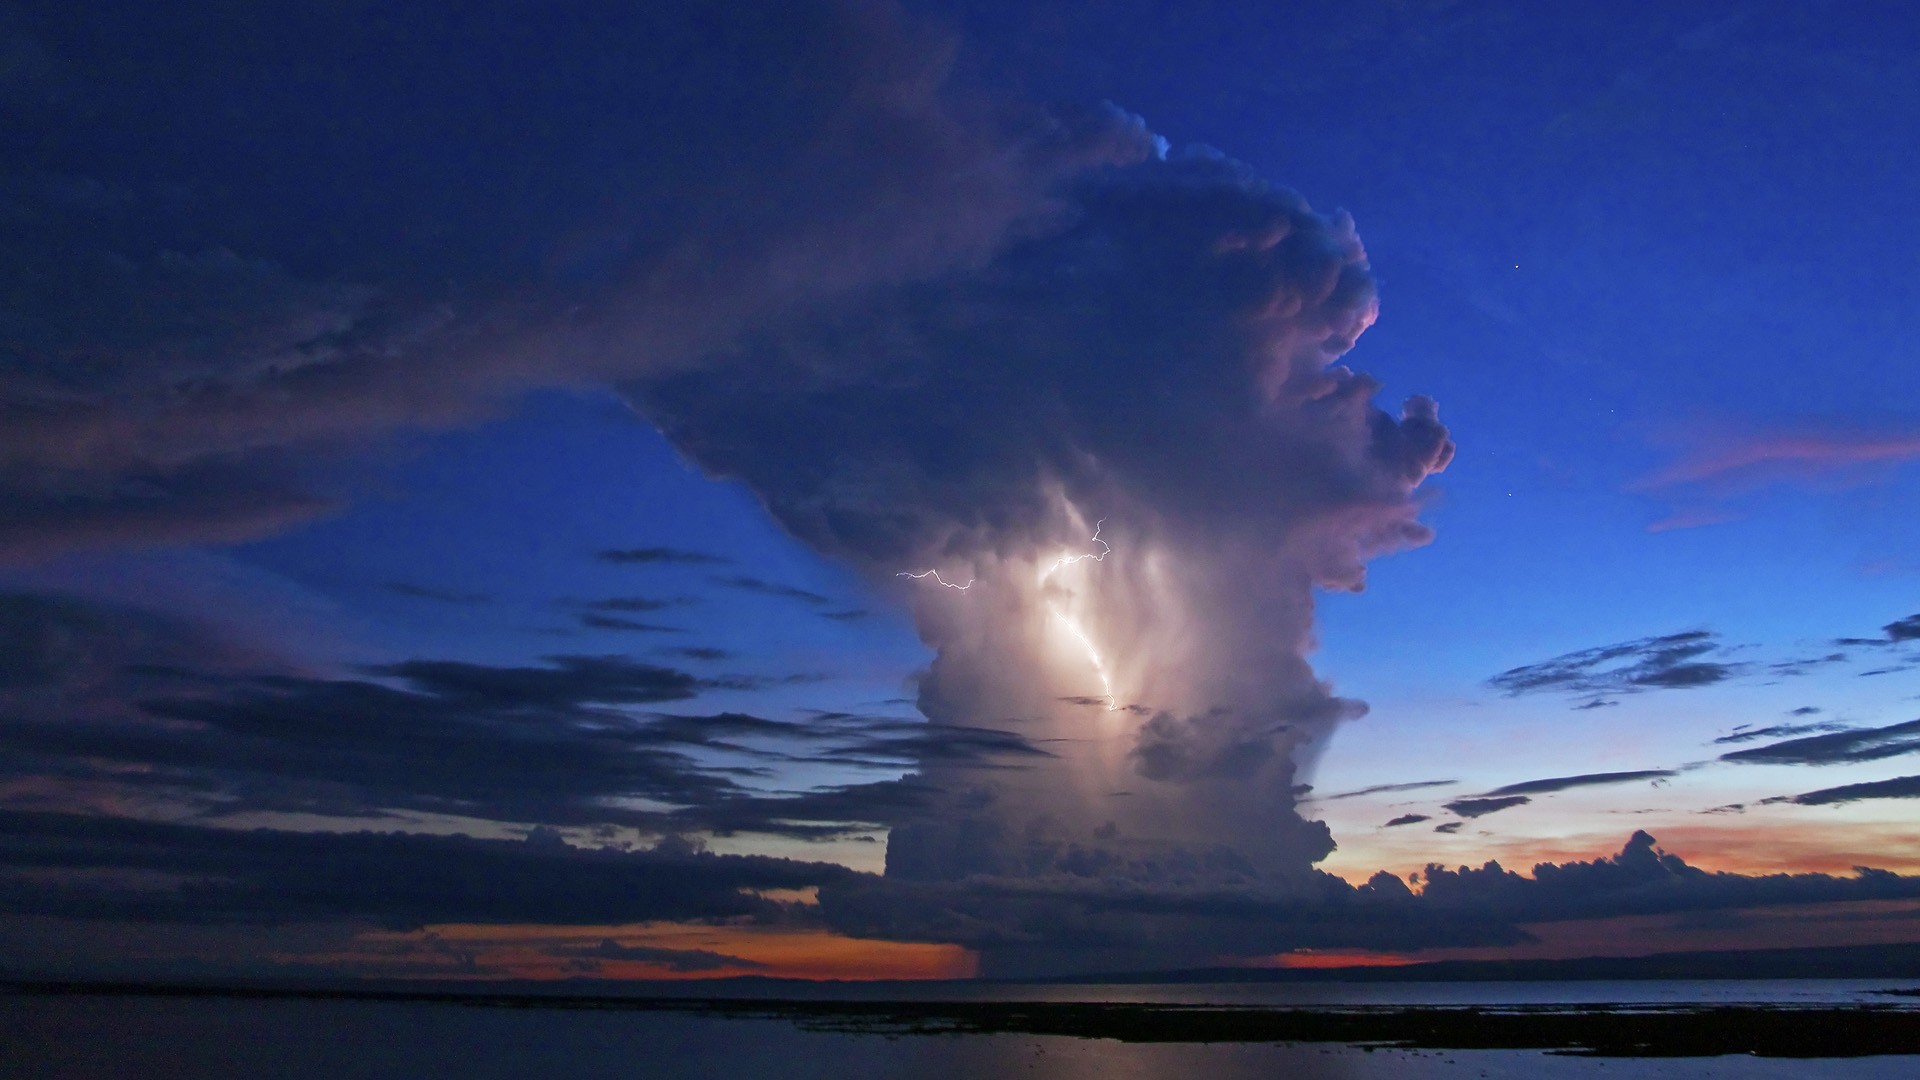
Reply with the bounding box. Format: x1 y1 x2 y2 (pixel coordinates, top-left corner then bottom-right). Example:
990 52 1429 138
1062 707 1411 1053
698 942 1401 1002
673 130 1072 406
1480 769 1678 797
1720 718 1920 767
383 582 490 605
710 575 831 606
1642 431 1920 489
1639 429 1920 531
596 547 730 566
1774 774 1920 806
579 613 684 634
1310 779 1459 802
1489 630 1739 704
1713 720 1852 746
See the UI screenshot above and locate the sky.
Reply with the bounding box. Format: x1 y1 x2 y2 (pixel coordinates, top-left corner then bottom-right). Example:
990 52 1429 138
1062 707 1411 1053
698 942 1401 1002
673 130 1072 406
2 0 1918 982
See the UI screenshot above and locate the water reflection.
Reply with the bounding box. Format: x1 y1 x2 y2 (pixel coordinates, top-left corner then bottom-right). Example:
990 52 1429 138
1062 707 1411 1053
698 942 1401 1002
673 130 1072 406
3 993 1913 1080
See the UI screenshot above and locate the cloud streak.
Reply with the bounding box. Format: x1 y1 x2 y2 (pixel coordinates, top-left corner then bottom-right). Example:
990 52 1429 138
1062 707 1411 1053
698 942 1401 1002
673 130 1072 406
1480 770 1679 797
1720 718 1920 767
1489 631 1738 703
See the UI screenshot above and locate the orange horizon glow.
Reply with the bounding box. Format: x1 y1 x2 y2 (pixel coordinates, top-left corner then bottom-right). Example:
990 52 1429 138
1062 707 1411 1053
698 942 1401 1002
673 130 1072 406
1254 949 1417 969
337 922 979 982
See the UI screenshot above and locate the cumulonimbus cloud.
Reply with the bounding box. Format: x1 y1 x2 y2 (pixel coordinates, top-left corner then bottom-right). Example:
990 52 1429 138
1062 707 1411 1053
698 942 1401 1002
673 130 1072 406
5 1 1460 975
632 144 1452 972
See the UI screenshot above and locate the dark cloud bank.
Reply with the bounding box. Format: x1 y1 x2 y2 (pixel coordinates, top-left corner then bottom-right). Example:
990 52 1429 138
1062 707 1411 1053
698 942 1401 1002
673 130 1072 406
9 590 1920 977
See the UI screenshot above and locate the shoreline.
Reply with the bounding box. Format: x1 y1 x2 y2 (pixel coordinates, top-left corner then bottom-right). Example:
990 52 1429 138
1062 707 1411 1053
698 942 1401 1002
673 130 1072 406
9 979 1920 1057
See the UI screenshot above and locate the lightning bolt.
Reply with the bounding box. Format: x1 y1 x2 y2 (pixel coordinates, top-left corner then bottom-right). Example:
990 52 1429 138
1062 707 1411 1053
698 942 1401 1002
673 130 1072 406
1040 520 1116 711
898 520 1116 711
896 569 973 590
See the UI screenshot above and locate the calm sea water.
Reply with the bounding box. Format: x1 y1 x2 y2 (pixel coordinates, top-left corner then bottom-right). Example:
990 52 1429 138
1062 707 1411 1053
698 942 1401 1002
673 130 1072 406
4 982 1916 1080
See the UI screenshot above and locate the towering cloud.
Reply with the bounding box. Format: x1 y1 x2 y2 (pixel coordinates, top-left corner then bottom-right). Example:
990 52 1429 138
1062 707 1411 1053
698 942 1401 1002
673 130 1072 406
5 0 1451 975
634 151 1452 972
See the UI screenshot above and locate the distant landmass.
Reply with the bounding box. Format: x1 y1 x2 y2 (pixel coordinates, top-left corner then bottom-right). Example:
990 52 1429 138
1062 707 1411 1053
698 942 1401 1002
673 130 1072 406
7 941 1920 1002
1052 942 1920 986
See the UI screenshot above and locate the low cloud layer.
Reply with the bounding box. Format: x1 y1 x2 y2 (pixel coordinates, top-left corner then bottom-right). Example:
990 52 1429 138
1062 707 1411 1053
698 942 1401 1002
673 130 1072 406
0 810 846 928
0 590 1037 839
813 831 1920 975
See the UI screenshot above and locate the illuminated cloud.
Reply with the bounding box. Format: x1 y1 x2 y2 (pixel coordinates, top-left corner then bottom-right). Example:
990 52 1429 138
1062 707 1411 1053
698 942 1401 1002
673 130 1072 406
1639 430 1920 532
1643 431 1920 489
635 143 1452 972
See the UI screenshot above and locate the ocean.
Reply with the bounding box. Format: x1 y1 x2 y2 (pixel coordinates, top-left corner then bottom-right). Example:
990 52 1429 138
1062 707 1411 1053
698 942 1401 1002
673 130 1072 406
4 980 1917 1079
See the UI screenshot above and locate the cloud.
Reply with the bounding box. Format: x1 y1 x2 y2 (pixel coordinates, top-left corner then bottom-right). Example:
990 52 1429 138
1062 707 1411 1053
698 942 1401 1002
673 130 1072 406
1714 720 1852 745
0 591 1065 840
383 583 490 605
1637 431 1920 534
1479 770 1679 797
582 596 690 613
0 810 850 928
631 131 1453 973
709 576 832 606
1310 779 1458 802
817 831 1920 973
659 646 733 663
1488 630 1739 703
1778 774 1920 807
577 613 684 634
1433 822 1464 834
1443 796 1532 819
1641 431 1920 489
550 938 769 973
1719 718 1920 767
1768 653 1849 677
0 1 1461 975
1412 831 1920 924
1837 613 1920 647
596 547 731 567
1383 814 1430 827
0 0 1158 564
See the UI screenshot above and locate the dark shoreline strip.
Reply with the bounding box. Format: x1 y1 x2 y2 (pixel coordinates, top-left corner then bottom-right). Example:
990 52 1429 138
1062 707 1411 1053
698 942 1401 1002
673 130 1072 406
6 980 1920 1058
